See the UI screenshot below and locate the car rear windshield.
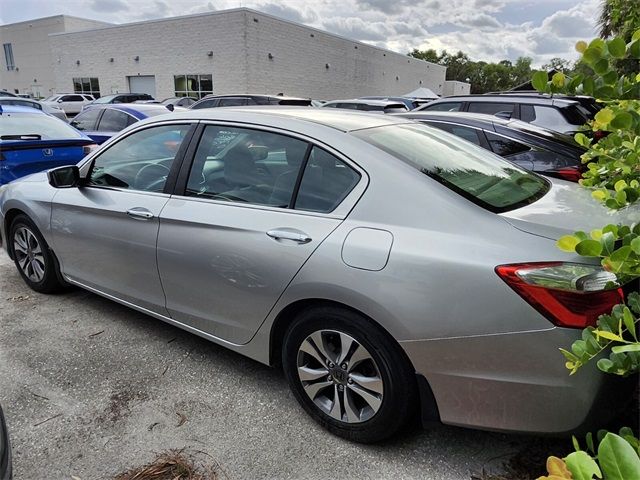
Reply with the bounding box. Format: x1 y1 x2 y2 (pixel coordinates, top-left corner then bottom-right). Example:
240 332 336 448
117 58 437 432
92 95 116 104
352 123 549 213
0 112 84 139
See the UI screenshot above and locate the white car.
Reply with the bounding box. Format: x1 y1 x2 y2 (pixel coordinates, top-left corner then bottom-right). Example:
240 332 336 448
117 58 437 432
0 96 68 121
42 94 94 115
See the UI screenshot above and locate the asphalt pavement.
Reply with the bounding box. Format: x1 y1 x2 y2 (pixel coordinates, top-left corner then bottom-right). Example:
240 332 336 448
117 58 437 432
0 251 552 479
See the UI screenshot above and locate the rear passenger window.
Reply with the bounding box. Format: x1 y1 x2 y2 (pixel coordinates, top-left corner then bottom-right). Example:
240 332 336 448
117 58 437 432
468 102 515 116
98 109 135 132
191 99 217 109
485 132 530 156
532 106 575 130
295 147 360 213
218 98 248 107
70 108 101 131
185 125 309 207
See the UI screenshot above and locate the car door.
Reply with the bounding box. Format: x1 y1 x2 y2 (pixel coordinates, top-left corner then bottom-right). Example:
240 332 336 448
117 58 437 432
157 124 363 344
69 108 104 143
50 122 195 314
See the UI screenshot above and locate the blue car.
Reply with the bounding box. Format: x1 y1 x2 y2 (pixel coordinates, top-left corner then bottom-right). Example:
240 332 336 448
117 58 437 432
70 104 177 144
0 106 94 185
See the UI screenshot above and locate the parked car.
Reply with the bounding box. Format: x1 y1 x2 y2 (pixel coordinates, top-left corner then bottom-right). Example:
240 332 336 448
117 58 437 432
83 93 155 111
398 111 586 182
359 96 428 110
0 96 67 122
0 91 18 98
70 104 181 144
322 99 409 113
490 91 602 116
190 94 312 109
0 405 10 480
416 94 592 135
161 97 198 108
0 105 95 185
0 108 635 443
41 94 94 115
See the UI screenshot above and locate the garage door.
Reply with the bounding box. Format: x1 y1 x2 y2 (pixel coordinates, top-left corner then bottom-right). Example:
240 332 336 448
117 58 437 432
128 75 156 97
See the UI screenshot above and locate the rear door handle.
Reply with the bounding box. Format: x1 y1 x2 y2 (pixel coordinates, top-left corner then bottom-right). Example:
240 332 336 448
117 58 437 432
126 207 154 220
267 229 312 244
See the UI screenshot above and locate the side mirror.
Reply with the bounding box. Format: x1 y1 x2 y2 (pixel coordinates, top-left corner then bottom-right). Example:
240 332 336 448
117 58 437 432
57 99 64 103
48 165 80 188
165 104 175 112
248 145 268 160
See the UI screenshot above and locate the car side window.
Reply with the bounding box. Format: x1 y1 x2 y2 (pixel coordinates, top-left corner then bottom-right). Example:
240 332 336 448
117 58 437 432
426 122 481 146
468 102 515 116
88 124 191 192
185 125 309 207
295 147 360 213
423 102 462 112
98 109 135 132
70 108 101 131
485 132 530 156
530 106 572 131
191 99 217 109
218 98 248 107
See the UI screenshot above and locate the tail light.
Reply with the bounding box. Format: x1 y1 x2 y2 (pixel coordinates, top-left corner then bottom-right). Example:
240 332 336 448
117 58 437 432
82 144 98 156
545 166 583 182
495 262 624 329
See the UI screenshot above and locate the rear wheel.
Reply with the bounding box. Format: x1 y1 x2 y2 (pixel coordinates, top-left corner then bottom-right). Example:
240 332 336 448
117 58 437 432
9 215 65 293
282 306 417 443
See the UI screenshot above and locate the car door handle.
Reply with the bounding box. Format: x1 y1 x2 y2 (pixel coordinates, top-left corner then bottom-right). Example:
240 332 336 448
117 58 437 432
126 207 154 220
267 229 312 244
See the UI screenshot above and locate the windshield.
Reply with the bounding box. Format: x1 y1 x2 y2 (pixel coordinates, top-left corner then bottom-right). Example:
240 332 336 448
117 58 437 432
43 95 60 102
0 112 84 139
92 95 116 104
352 123 549 213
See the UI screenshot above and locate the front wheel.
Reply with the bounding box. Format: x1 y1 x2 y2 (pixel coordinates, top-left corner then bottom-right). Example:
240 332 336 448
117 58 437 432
9 215 65 293
282 306 418 443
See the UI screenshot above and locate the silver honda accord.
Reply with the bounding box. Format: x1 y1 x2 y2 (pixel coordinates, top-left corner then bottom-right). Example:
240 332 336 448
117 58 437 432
1 108 637 443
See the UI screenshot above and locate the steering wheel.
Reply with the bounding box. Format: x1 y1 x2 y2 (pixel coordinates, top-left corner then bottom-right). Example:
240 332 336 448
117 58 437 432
134 163 171 192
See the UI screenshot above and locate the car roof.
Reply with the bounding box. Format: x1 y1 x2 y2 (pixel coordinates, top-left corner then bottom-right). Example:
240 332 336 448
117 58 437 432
142 106 412 132
200 94 310 101
83 103 173 118
422 94 579 107
0 105 46 114
398 111 506 128
324 99 405 106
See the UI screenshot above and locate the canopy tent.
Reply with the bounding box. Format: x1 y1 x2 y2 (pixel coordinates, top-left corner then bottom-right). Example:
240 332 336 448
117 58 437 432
403 87 439 99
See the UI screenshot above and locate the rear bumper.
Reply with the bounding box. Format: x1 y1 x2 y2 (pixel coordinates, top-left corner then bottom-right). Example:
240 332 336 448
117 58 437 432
402 327 630 434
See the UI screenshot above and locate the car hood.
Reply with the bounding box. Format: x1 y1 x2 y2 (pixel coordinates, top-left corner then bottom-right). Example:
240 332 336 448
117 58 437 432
500 178 640 240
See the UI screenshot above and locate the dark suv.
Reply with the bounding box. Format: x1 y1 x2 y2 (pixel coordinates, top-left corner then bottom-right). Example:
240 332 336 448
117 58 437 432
190 94 311 109
89 93 154 106
416 94 593 135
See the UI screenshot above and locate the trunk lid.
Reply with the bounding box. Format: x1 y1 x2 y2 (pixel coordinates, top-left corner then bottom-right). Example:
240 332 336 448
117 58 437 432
500 178 640 240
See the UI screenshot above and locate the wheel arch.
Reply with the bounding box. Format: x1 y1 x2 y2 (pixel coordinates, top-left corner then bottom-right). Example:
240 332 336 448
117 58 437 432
3 208 28 259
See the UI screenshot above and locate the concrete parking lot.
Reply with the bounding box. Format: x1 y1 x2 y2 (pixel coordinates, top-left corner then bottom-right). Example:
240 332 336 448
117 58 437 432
0 251 556 479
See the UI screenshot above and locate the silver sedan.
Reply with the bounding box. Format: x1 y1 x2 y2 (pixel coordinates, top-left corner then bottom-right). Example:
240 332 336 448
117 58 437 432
1 108 637 443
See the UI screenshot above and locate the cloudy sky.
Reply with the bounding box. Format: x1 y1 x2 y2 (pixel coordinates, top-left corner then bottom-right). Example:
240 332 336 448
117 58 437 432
0 0 599 66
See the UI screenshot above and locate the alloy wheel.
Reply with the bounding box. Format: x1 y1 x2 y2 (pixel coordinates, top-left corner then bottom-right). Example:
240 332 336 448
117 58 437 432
13 226 46 283
296 329 384 423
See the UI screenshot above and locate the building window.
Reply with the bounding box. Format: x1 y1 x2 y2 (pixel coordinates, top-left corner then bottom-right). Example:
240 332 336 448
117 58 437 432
174 74 213 99
73 77 101 99
3 43 15 71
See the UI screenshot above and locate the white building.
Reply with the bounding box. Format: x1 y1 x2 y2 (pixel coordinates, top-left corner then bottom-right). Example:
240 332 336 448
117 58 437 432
1 8 469 101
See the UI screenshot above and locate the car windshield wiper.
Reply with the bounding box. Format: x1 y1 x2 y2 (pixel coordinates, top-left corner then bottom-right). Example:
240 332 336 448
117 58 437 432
1 134 42 140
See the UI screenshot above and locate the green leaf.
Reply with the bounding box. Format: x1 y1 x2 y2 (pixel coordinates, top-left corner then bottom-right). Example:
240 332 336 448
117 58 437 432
611 112 633 130
586 432 595 454
595 108 614 125
575 239 603 257
598 358 614 372
631 237 640 255
598 433 640 480
558 235 580 252
630 40 640 59
607 37 626 58
601 231 615 255
552 72 566 87
593 58 609 75
610 245 632 263
575 132 592 147
532 70 548 92
583 47 603 64
565 450 602 480
611 344 640 354
633 30 640 42
596 330 624 342
622 307 637 341
614 180 628 192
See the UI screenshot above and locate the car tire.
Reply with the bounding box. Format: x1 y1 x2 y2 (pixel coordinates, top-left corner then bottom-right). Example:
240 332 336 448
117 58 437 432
282 305 418 443
9 215 65 294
